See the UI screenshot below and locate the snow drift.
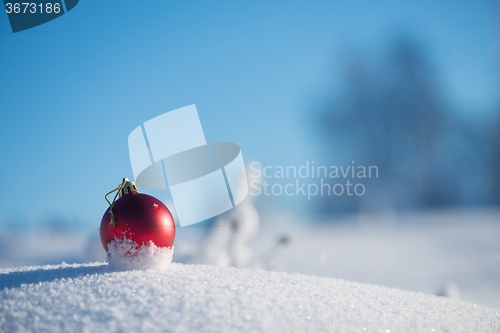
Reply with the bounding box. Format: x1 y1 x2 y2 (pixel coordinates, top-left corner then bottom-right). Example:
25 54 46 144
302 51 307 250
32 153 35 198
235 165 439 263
1 262 498 332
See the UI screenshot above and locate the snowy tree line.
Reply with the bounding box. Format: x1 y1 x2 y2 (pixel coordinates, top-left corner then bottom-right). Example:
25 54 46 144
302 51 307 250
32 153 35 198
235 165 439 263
317 37 500 214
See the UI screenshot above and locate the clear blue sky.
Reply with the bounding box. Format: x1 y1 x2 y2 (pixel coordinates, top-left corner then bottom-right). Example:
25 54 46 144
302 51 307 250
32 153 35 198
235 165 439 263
0 0 498 229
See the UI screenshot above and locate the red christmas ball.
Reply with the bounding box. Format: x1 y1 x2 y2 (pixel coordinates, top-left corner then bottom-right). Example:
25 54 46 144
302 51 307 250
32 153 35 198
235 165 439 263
100 180 175 254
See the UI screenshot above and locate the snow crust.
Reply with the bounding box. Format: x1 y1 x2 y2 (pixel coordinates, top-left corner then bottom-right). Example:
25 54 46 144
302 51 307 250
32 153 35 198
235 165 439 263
1 262 498 332
106 238 173 271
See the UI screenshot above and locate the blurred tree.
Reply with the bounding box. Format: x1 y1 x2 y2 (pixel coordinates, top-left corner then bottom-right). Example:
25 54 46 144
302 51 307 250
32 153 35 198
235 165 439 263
318 38 467 214
489 114 500 205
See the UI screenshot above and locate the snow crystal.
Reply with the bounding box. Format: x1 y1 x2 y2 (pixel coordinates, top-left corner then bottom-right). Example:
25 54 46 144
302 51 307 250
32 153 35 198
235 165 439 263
106 237 174 271
1 262 499 332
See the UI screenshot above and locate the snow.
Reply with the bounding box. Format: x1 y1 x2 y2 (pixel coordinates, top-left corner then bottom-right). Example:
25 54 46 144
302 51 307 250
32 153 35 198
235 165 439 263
1 209 499 331
106 238 174 271
175 209 500 308
197 196 260 268
1 262 499 333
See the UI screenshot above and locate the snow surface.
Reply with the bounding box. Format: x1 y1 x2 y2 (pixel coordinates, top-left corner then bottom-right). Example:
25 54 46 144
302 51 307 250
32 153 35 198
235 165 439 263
174 209 500 308
1 262 499 332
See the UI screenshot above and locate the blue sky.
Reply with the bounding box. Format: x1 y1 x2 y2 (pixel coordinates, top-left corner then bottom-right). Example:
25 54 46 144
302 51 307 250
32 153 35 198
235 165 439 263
0 0 498 228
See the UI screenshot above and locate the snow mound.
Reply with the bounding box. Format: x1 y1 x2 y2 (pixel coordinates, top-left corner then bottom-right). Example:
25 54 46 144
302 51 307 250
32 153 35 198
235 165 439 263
106 238 174 271
1 262 499 332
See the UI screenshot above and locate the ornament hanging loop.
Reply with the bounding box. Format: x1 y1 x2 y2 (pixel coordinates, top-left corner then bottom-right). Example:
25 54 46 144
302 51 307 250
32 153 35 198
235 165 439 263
105 178 129 227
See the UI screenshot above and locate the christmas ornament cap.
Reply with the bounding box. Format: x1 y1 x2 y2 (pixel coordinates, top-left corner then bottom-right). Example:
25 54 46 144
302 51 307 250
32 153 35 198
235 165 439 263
119 178 139 197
